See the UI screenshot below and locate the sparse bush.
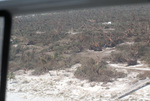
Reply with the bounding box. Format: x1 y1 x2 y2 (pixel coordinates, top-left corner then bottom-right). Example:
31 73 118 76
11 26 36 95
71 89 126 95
32 65 46 75
134 36 142 42
127 59 137 66
9 45 21 61
129 42 150 66
8 72 15 80
112 44 140 65
8 61 23 72
89 42 102 51
110 52 127 63
54 52 59 59
142 53 150 67
137 71 150 80
9 7 150 79
74 59 126 82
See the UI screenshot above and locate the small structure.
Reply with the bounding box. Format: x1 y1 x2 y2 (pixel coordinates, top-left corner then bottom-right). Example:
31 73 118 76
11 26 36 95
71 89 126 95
102 21 112 25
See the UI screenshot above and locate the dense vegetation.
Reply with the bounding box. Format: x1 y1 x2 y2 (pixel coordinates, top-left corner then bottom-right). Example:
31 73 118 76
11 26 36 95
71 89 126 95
9 5 150 82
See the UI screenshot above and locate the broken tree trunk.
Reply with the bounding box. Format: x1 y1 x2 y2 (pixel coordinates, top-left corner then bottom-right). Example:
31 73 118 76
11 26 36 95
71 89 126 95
113 78 150 100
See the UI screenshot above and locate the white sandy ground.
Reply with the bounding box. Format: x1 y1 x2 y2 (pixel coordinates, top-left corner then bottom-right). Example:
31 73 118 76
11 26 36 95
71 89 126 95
6 62 150 101
109 61 150 71
6 42 150 101
118 42 135 46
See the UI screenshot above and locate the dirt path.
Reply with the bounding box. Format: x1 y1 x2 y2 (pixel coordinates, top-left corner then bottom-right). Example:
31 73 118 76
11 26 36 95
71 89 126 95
77 47 115 62
109 63 150 71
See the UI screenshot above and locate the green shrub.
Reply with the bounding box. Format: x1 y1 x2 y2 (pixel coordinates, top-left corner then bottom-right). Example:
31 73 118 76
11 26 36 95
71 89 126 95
9 45 21 61
137 71 150 80
8 72 15 80
74 59 126 82
110 52 127 63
